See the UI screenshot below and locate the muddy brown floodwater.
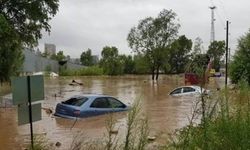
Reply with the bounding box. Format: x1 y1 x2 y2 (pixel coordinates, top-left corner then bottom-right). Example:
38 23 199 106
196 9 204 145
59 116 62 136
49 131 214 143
0 75 212 149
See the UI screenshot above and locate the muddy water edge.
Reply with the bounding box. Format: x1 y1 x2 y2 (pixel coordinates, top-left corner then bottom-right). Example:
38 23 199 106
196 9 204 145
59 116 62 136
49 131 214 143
0 75 205 149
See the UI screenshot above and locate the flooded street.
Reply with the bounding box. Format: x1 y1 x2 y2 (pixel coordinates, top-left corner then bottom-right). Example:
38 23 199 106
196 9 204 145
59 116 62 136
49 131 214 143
0 75 213 149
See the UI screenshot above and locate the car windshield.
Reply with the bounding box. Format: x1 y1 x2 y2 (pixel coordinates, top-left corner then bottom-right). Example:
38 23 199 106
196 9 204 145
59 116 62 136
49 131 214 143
62 97 88 106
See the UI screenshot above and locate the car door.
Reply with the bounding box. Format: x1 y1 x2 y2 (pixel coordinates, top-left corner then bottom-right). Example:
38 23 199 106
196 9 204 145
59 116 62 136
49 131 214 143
170 88 183 96
107 97 126 112
89 97 111 115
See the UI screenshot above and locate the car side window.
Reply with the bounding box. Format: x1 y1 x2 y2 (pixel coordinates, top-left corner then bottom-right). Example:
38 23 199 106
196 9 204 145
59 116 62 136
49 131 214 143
171 88 182 95
90 97 109 108
183 87 195 93
107 97 125 108
62 97 88 106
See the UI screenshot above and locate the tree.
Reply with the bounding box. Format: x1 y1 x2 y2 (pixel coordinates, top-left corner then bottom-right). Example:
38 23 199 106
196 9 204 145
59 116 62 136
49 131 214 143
0 0 59 46
56 51 66 61
119 55 135 74
100 46 123 75
0 0 59 82
193 37 204 56
230 30 250 84
80 49 93 66
134 54 151 74
50 51 66 61
0 15 23 83
127 9 180 80
207 41 225 72
168 35 192 73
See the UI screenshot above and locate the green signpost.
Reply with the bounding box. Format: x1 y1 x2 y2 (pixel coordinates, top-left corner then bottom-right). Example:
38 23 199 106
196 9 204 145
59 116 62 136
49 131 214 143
11 75 44 149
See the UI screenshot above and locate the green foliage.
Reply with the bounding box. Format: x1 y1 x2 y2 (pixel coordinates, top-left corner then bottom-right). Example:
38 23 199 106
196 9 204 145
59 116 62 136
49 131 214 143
0 0 59 46
134 54 150 74
187 54 210 76
0 0 59 82
127 9 180 80
50 51 66 61
167 83 250 150
56 51 66 61
80 48 93 66
100 46 123 75
119 55 135 74
168 35 192 73
207 41 225 72
59 66 103 76
0 14 23 83
192 37 204 56
230 30 250 85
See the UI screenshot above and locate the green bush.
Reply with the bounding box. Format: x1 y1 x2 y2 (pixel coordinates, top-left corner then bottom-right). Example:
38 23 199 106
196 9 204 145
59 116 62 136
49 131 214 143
167 82 250 150
59 66 103 76
229 29 250 85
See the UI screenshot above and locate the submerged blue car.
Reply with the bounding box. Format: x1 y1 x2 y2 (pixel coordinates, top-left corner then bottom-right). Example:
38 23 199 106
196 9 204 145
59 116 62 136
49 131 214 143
54 94 129 119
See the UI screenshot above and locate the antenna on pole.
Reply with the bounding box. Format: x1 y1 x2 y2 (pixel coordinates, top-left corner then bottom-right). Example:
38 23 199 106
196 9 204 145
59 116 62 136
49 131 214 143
209 6 216 43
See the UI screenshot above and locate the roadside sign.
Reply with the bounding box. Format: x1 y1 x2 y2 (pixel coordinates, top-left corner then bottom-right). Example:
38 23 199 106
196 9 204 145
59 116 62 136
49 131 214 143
11 75 44 149
30 75 44 101
11 76 28 105
12 75 44 104
18 103 42 125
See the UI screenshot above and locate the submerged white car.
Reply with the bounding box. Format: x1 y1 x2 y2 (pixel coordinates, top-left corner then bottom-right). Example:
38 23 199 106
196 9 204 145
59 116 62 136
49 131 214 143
169 85 210 96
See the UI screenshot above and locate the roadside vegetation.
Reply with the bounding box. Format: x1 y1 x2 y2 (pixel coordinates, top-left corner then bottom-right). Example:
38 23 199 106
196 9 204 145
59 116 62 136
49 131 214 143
230 29 250 85
59 66 104 76
166 81 250 149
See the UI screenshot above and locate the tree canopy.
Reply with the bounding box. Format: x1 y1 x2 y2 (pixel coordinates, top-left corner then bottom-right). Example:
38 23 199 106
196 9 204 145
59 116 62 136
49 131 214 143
100 46 123 75
230 30 250 84
127 9 180 80
80 49 93 66
0 0 59 46
50 51 66 62
207 41 225 71
0 0 59 82
168 35 192 73
0 14 23 83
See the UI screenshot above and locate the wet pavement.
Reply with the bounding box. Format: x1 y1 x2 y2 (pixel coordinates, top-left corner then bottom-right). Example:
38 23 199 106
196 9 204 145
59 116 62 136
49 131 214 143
0 75 219 149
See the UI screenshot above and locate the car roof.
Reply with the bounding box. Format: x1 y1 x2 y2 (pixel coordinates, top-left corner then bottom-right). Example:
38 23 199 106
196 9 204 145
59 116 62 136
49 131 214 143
70 94 114 99
175 85 202 88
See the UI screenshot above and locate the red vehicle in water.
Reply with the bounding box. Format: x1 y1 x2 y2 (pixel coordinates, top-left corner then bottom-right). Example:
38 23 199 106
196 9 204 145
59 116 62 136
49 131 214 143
184 73 199 85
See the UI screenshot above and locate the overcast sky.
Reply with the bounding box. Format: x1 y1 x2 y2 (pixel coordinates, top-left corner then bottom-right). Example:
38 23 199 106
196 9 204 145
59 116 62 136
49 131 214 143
38 0 250 58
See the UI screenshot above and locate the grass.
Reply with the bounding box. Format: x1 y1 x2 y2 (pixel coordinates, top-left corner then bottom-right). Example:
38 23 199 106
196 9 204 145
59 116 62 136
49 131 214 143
166 81 250 150
60 66 104 76
26 135 53 150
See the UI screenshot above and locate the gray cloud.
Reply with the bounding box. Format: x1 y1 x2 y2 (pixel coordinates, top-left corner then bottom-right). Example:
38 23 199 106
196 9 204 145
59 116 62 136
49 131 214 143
38 0 250 58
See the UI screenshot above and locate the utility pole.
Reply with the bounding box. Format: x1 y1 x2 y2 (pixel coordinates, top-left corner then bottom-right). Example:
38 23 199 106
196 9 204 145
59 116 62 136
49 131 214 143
225 21 229 87
210 6 216 43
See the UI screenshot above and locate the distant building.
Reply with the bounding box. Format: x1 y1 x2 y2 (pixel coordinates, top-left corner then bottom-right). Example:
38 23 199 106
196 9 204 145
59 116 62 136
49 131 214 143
92 55 99 65
44 43 56 56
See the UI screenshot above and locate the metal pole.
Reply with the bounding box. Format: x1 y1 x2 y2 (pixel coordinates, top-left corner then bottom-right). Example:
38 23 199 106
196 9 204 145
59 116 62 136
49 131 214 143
27 76 34 149
225 21 229 87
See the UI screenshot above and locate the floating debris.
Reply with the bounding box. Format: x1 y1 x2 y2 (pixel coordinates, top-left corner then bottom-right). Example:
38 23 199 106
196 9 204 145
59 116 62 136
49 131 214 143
147 136 156 141
55 141 61 147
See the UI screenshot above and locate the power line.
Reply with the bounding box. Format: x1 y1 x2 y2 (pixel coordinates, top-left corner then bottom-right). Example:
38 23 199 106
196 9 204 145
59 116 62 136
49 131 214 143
217 0 229 20
215 9 226 29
